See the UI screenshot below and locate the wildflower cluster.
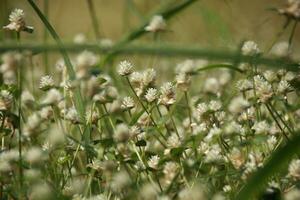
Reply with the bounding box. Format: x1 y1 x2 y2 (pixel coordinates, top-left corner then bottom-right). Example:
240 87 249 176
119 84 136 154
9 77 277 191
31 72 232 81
0 3 300 200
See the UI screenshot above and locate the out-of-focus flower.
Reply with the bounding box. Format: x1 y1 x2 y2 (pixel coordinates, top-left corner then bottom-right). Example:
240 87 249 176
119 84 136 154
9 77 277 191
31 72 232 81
145 15 166 32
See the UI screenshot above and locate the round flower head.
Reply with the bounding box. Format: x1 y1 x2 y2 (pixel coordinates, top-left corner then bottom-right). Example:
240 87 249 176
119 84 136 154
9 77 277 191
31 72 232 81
145 15 166 32
42 89 63 105
0 90 13 111
114 123 131 142
277 80 292 94
270 41 289 57
121 96 135 110
3 9 33 33
145 88 158 103
65 107 81 124
142 68 156 86
118 60 133 76
39 75 55 91
147 155 160 169
254 75 273 103
158 82 176 106
242 41 260 56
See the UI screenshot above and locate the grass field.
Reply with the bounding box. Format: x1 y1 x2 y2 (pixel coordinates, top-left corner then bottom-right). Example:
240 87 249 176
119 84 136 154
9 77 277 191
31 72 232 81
0 0 300 199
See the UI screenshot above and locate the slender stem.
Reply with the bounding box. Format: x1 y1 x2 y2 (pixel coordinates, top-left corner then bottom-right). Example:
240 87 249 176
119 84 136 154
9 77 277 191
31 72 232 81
265 103 289 141
43 0 49 73
288 21 298 51
184 91 192 132
16 31 23 197
125 77 167 144
269 103 294 135
86 0 101 39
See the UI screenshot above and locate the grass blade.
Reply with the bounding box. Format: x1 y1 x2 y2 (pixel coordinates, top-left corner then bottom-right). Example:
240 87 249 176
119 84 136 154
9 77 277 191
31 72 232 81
235 131 300 200
27 0 85 118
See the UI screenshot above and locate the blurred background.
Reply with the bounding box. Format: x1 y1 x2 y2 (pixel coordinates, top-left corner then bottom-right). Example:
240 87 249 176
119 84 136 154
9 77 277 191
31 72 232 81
0 0 299 80
1 0 299 46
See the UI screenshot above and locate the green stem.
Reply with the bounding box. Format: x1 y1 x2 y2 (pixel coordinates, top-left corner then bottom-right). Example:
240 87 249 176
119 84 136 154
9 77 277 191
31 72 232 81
86 0 101 39
265 103 289 141
125 77 167 146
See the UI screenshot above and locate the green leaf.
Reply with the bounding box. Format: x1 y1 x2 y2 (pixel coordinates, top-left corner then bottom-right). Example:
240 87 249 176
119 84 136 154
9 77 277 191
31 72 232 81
129 109 145 126
93 138 114 148
170 147 185 158
27 0 85 119
235 131 300 200
195 63 243 73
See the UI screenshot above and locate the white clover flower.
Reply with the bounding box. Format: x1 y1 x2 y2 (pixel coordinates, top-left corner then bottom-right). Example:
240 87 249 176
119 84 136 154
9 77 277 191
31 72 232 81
167 134 181 148
236 79 252 92
284 71 296 81
22 90 35 106
163 162 178 185
3 9 33 33
26 113 42 132
204 126 222 142
39 75 55 90
223 185 232 193
254 75 273 103
29 183 53 200
175 59 197 74
228 96 249 114
142 68 156 86
229 148 245 169
65 107 81 124
139 183 159 200
110 171 131 192
42 89 63 105
145 88 158 103
121 96 135 109
114 123 131 142
3 9 25 32
86 110 99 124
252 120 270 134
203 77 220 94
270 41 289 57
76 50 98 68
118 60 133 76
25 147 45 164
147 155 160 169
204 144 223 163
242 40 260 56
208 100 222 111
289 159 300 180
0 90 13 111
263 70 277 82
196 102 209 117
277 80 291 94
159 82 176 106
73 33 86 44
176 73 191 91
145 15 166 32
178 184 206 200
